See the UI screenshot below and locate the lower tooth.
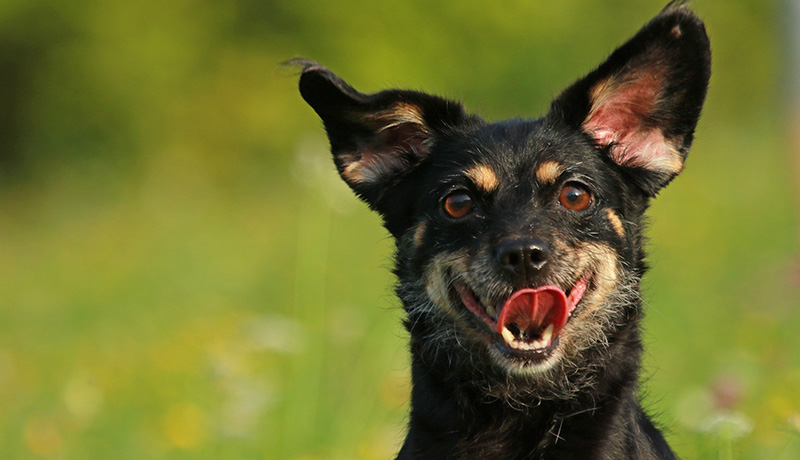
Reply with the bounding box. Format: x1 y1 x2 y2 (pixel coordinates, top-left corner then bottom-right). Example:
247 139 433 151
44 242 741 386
541 324 555 344
486 305 497 319
501 327 515 345
501 325 555 350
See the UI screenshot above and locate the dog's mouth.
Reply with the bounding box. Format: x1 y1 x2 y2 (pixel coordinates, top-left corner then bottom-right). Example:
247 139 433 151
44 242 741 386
456 275 589 359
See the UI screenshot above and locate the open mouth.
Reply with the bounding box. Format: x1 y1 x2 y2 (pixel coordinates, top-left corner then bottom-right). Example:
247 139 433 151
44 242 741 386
456 274 589 359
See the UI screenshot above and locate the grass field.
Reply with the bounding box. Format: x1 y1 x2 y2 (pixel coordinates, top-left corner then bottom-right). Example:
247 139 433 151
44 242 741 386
0 1 798 458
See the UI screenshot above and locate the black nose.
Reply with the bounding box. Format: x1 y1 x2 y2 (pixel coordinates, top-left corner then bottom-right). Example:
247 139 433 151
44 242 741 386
496 238 550 280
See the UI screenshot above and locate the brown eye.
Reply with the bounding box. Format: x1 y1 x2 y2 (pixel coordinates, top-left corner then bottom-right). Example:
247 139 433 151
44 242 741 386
559 183 592 211
444 192 474 218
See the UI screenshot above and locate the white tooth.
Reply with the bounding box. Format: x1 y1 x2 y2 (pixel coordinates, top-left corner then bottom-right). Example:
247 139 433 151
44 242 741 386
486 305 497 319
532 340 546 350
501 327 516 345
479 294 493 307
541 324 554 345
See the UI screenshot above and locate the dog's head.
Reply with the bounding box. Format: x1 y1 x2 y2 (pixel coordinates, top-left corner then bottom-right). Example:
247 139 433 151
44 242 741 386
296 5 710 395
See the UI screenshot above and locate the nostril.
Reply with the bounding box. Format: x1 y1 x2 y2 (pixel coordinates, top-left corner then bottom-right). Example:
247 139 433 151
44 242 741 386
500 251 520 270
527 245 549 270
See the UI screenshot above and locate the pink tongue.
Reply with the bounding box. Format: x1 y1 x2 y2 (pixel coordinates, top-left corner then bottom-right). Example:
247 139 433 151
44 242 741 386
496 286 570 337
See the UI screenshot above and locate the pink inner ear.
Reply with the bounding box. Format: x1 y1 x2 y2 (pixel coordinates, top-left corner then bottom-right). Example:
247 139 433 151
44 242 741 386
584 74 680 173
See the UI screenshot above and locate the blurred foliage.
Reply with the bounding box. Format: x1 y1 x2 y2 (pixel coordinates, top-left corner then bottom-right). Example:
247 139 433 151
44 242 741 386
0 0 797 459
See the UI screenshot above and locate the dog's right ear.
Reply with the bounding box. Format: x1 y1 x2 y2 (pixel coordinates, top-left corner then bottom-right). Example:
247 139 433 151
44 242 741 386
295 60 472 210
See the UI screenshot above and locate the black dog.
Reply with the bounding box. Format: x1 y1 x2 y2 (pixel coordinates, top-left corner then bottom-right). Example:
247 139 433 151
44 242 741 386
295 2 710 458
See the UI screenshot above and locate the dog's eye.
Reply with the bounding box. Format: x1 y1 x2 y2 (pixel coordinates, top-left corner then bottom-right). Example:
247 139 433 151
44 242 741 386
559 183 592 211
443 192 474 219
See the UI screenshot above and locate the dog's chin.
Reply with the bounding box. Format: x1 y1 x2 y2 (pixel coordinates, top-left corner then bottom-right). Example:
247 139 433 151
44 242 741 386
487 339 563 376
453 273 591 375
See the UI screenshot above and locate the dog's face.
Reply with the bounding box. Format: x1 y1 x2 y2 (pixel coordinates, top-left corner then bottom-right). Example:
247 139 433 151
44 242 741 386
398 122 637 377
297 6 710 393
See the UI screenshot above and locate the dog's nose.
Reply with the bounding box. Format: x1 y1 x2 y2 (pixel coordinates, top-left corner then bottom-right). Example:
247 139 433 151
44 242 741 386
496 238 550 280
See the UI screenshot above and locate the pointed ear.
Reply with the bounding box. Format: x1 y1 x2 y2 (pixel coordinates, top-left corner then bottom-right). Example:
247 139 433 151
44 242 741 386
296 60 472 208
549 3 711 195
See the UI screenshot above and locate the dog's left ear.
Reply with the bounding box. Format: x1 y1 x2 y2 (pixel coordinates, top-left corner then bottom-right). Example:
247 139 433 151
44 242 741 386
549 3 711 196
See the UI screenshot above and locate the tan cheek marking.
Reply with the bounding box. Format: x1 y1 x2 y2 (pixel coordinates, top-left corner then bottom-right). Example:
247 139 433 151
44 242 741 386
413 221 428 249
421 251 490 345
423 250 469 314
535 161 565 185
606 208 625 238
465 164 499 193
583 243 619 314
564 244 619 323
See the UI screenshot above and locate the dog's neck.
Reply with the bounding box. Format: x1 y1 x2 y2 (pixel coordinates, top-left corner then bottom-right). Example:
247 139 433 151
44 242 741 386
397 315 652 459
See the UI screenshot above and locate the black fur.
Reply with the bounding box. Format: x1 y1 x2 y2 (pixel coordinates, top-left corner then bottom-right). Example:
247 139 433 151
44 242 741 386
295 3 710 459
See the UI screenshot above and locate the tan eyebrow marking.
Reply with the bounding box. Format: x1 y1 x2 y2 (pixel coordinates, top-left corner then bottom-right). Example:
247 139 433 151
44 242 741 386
535 161 565 185
606 208 625 238
465 164 499 193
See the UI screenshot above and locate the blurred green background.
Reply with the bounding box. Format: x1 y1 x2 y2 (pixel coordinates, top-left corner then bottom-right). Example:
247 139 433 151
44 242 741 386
0 0 798 459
